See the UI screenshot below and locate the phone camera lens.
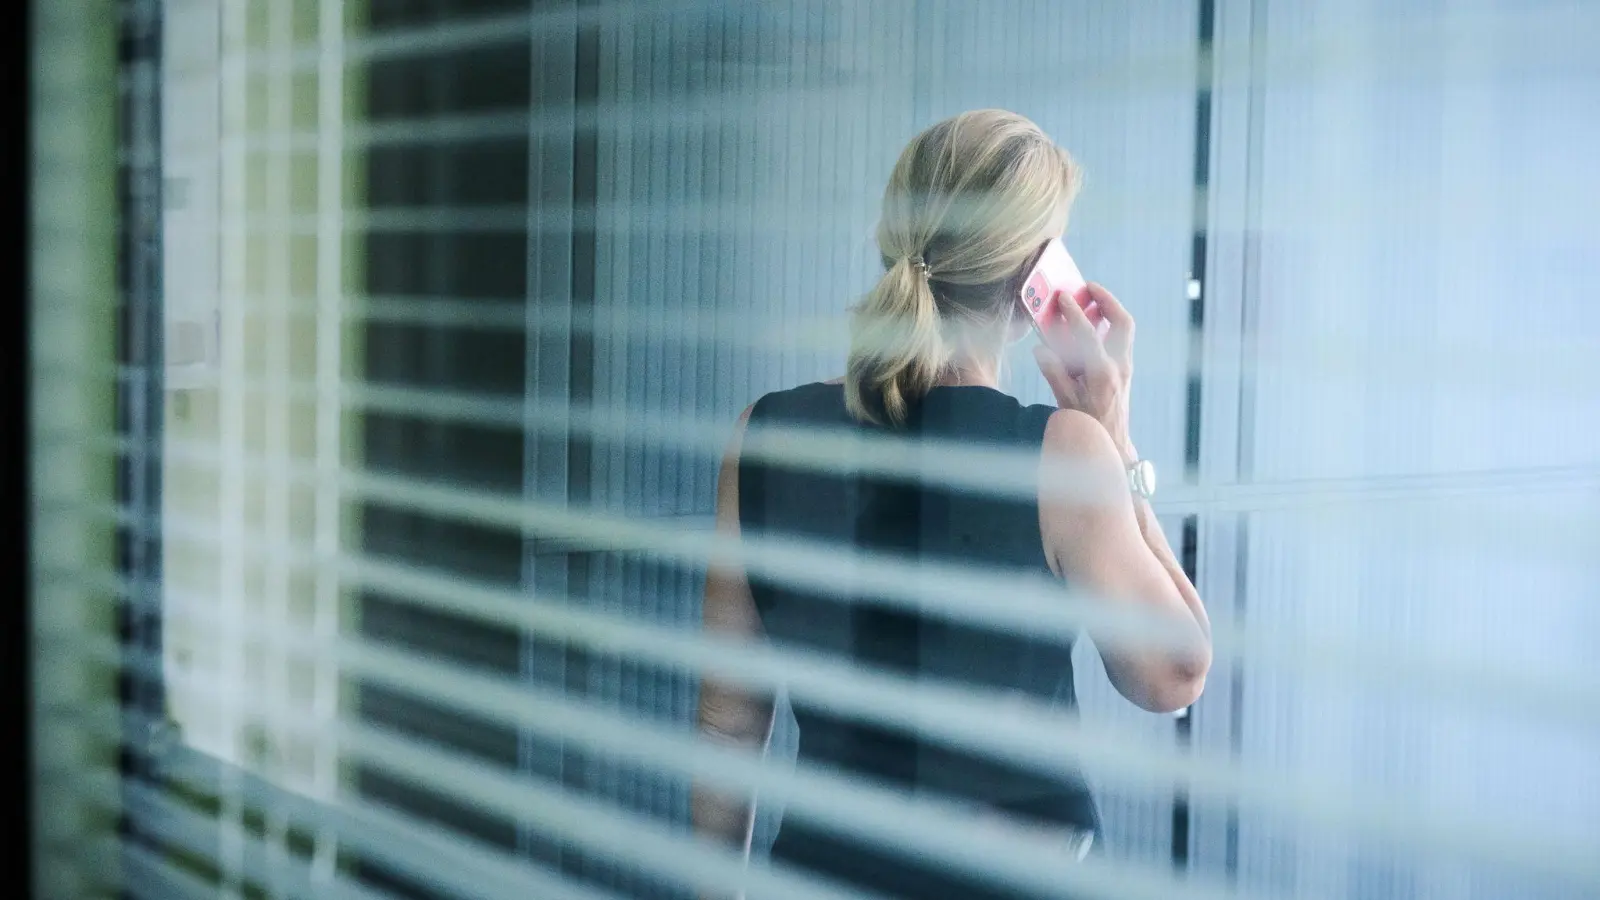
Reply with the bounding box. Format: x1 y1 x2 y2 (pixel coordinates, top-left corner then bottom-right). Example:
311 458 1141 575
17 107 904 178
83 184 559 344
1025 286 1036 300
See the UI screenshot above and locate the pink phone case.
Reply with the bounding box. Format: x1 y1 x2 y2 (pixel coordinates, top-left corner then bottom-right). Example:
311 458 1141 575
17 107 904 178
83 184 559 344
1019 239 1103 347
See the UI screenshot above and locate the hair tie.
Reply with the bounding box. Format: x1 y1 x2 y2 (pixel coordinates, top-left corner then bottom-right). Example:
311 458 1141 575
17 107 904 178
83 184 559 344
907 255 932 280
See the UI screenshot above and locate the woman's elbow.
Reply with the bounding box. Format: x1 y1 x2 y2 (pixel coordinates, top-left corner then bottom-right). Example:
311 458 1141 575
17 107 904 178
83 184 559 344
1139 666 1208 714
1115 654 1210 714
1145 626 1214 712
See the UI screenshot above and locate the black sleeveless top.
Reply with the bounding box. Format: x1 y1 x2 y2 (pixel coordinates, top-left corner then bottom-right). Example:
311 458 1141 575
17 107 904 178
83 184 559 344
739 382 1098 898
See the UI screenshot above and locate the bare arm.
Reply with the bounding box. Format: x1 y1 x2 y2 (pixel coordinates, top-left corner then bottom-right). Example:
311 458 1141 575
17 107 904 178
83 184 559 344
1038 409 1211 713
691 406 773 851
1124 449 1211 653
1029 281 1211 713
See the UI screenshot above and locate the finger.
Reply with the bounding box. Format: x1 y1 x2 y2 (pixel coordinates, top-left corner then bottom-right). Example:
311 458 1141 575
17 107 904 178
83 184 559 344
1031 341 1070 388
1032 343 1085 408
1052 288 1099 340
1050 292 1112 374
1084 282 1131 329
1085 282 1134 359
1082 302 1107 336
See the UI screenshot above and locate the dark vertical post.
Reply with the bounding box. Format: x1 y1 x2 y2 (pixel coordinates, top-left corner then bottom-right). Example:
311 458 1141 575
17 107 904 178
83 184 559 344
1173 0 1218 872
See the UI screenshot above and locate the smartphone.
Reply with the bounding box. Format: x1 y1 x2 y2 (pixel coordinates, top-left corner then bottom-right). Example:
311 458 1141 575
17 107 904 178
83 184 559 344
1019 238 1103 345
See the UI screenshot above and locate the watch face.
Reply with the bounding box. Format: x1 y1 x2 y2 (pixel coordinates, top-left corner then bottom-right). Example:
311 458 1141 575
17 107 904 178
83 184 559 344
1131 459 1157 498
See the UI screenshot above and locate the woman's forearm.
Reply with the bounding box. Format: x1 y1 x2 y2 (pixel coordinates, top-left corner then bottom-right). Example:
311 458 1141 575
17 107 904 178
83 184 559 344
1129 493 1212 644
691 685 771 846
691 685 771 900
1117 443 1210 646
690 762 752 848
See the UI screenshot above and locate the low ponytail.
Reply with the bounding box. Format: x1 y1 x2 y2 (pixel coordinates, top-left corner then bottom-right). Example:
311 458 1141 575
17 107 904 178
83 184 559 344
845 110 1083 427
844 256 949 427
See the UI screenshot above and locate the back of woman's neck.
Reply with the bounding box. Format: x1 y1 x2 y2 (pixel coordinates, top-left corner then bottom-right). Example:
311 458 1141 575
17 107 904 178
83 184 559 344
934 359 1001 390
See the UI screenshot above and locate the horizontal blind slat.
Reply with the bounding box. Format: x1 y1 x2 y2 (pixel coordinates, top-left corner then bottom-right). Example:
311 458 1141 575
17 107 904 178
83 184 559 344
50 483 1600 720
39 488 1600 731
51 580 1600 886
66 465 1600 719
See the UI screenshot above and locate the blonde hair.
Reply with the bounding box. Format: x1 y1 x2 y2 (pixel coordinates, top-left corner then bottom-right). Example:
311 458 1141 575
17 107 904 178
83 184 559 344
845 109 1083 426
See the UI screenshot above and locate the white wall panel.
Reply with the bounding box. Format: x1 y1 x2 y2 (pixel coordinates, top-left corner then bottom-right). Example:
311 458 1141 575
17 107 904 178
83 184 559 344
1210 0 1600 896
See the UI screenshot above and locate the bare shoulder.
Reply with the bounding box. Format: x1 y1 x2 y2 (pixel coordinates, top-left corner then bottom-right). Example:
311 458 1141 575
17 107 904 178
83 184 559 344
715 405 757 519
724 403 755 463
1041 408 1121 462
1036 409 1134 578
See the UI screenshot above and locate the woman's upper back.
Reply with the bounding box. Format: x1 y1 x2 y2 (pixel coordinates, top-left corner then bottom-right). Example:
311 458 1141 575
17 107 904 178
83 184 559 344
736 382 1094 817
740 381 1058 583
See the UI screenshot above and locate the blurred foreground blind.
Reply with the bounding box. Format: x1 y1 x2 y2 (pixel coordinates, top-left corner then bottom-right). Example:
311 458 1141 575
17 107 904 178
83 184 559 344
29 1 1600 899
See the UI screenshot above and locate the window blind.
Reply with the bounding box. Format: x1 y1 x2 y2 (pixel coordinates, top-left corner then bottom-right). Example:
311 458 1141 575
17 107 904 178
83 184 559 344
29 1 1600 899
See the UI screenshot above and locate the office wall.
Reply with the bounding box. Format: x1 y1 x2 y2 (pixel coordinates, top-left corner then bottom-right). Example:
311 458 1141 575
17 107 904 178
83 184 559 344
1199 1 1600 896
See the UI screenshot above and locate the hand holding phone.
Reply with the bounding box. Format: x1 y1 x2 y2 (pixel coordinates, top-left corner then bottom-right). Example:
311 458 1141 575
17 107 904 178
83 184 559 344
1022 244 1138 454
1019 239 1104 355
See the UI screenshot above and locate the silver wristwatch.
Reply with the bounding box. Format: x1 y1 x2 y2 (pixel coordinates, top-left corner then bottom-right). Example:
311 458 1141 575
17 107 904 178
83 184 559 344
1128 458 1157 499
